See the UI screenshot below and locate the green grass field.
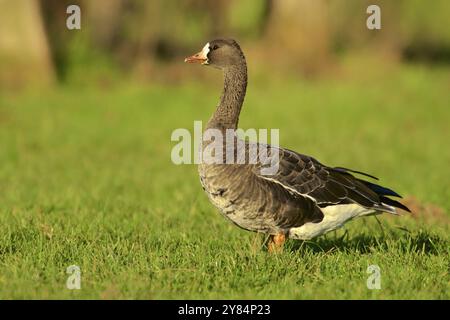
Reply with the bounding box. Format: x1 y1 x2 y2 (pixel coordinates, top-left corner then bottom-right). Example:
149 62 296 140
0 63 449 299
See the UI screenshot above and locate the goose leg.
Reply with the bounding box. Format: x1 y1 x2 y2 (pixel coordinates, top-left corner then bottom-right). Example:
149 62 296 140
268 233 286 253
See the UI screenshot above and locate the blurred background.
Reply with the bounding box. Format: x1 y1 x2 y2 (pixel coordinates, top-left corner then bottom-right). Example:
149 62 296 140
1 0 450 87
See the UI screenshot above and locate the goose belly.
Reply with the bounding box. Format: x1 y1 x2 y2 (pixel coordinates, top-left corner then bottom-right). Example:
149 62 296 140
199 166 277 233
208 192 257 229
201 183 273 233
288 204 377 240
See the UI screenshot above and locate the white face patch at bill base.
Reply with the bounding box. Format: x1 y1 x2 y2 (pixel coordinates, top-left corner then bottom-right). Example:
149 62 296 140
200 42 210 65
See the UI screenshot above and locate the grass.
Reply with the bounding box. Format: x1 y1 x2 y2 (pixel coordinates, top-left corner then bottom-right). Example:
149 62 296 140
0 63 449 299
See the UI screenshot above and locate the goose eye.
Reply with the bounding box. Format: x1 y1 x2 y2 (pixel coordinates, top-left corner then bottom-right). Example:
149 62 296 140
211 45 219 51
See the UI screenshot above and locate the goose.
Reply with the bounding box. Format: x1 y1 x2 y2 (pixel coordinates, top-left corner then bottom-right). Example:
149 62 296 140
184 39 410 252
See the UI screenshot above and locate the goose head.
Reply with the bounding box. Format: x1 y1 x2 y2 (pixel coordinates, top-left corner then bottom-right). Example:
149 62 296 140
184 39 245 69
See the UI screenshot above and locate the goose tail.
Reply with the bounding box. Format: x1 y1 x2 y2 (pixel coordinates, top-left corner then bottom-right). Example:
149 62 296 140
359 179 411 213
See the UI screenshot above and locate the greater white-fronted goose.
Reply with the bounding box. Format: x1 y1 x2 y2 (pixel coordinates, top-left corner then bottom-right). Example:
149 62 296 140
185 39 410 252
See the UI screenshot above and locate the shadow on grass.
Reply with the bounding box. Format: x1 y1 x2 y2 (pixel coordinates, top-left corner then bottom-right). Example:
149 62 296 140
288 230 447 256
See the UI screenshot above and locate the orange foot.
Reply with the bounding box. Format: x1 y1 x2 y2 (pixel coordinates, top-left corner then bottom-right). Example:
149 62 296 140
268 233 286 253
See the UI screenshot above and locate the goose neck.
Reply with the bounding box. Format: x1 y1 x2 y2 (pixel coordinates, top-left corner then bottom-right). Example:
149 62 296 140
207 64 247 130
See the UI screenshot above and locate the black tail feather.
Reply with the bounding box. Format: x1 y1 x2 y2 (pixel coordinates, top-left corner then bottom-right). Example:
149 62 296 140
358 179 402 198
332 167 379 180
379 196 411 212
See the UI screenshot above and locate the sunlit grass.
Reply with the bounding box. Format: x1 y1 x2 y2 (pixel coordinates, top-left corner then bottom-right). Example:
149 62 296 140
0 64 448 299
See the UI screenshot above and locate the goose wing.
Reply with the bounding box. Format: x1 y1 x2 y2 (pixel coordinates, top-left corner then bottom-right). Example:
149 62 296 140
254 147 409 213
